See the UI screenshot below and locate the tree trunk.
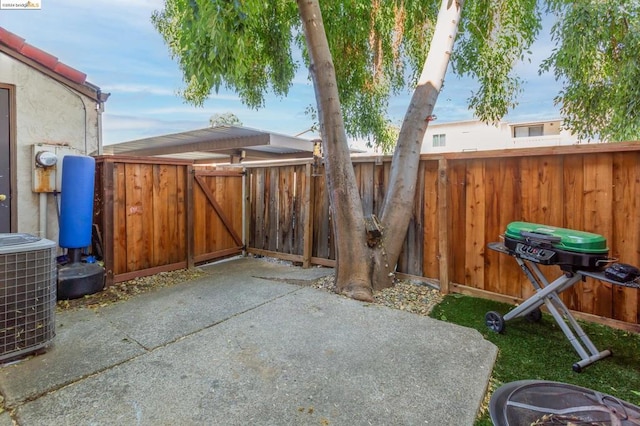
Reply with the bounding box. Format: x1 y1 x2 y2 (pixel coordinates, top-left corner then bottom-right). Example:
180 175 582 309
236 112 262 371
298 0 464 299
297 0 374 302
374 0 464 290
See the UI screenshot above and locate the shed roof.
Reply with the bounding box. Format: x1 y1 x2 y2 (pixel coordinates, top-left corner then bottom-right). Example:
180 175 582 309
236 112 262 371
101 126 316 163
0 26 108 103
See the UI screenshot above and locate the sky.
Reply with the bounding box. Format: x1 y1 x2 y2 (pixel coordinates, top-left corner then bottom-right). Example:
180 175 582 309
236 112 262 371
1 0 563 147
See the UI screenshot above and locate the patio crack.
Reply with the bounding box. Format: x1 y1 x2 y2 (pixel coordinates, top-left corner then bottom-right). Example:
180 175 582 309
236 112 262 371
252 276 320 287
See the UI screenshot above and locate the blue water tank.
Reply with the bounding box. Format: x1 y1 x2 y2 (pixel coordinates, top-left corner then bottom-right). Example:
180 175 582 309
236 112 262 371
59 155 95 249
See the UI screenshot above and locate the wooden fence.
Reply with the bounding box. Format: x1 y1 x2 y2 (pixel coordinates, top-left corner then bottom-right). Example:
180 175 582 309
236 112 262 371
245 142 640 331
94 156 243 286
93 142 640 331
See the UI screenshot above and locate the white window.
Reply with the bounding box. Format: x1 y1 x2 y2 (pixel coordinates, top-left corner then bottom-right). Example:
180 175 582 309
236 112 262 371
432 133 446 147
514 125 544 138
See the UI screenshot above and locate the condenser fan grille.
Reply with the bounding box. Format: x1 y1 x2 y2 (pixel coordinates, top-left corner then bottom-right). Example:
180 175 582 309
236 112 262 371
0 234 56 362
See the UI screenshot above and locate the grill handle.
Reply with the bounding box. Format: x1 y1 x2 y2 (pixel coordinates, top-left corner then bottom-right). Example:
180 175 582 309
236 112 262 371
520 231 562 246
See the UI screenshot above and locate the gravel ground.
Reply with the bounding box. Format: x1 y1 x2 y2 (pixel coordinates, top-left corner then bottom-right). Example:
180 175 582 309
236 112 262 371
312 274 443 316
58 260 443 317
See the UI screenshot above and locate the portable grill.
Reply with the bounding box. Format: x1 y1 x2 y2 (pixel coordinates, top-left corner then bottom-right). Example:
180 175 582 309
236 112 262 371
502 222 610 272
487 222 639 372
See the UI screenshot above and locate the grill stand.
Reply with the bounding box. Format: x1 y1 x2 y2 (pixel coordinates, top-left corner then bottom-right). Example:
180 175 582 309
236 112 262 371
487 242 612 372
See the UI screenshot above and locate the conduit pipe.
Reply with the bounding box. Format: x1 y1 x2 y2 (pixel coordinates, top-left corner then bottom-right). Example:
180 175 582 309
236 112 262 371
39 192 47 238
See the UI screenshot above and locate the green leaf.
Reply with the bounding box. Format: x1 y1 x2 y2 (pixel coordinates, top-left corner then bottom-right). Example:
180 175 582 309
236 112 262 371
152 0 639 147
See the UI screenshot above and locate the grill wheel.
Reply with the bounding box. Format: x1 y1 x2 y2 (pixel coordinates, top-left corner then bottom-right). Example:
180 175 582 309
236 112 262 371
524 308 542 323
485 311 505 333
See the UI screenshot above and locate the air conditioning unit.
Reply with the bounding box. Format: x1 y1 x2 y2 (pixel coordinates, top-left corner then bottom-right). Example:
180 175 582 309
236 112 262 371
0 233 57 362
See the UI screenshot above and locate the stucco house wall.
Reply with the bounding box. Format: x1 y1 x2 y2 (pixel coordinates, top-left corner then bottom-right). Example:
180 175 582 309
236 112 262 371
422 119 580 153
0 27 107 251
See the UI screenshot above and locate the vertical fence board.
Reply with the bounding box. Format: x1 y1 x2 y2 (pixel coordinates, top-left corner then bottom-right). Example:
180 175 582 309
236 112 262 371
373 161 387 216
224 174 240 250
204 176 217 252
538 156 568 297
210 176 220 251
538 156 564 226
213 176 225 250
253 169 265 250
125 163 154 271
223 175 236 250
193 173 207 257
519 157 536 224
184 165 193 268
95 161 113 284
423 161 439 279
231 173 243 248
152 164 178 265
142 165 156 269
297 165 310 260
313 173 331 259
583 155 614 318
200 174 213 255
267 168 278 251
294 165 308 257
497 158 523 298
398 161 425 276
450 161 467 285
484 160 502 294
278 167 294 254
436 159 450 291
357 163 375 215
561 155 585 310
562 155 585 230
518 157 539 300
248 169 255 249
171 165 186 263
611 153 639 323
465 160 485 289
113 163 127 275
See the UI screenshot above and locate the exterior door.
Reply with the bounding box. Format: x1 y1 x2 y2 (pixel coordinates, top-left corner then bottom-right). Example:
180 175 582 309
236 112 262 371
0 87 11 232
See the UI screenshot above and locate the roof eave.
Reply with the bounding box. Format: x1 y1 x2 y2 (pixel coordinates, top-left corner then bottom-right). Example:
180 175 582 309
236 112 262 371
0 43 106 103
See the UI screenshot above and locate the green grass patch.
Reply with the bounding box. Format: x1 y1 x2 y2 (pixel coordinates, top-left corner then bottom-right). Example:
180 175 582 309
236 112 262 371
429 294 640 425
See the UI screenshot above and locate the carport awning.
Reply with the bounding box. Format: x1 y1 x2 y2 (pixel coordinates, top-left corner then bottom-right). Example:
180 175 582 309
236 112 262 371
102 126 315 163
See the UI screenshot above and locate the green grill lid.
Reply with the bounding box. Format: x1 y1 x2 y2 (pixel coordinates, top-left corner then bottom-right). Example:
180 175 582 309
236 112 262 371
504 221 608 254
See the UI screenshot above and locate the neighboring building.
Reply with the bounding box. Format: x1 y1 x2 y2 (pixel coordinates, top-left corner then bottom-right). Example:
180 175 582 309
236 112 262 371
0 27 109 245
421 118 581 153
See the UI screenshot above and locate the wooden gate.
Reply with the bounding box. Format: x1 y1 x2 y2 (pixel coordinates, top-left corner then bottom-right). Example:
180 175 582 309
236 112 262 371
191 168 244 265
94 157 244 286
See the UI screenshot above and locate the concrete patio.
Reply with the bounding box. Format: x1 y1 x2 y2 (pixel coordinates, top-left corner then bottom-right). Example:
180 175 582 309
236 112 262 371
0 257 497 425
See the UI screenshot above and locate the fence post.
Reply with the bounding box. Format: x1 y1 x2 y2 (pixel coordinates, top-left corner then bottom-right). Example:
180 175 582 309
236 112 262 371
438 158 452 294
186 164 194 269
243 167 250 257
302 163 314 268
102 159 115 288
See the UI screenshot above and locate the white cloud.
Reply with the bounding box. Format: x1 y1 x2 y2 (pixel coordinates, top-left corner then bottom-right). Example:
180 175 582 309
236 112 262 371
102 84 177 97
54 0 164 32
103 114 164 131
102 113 205 144
143 104 239 116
